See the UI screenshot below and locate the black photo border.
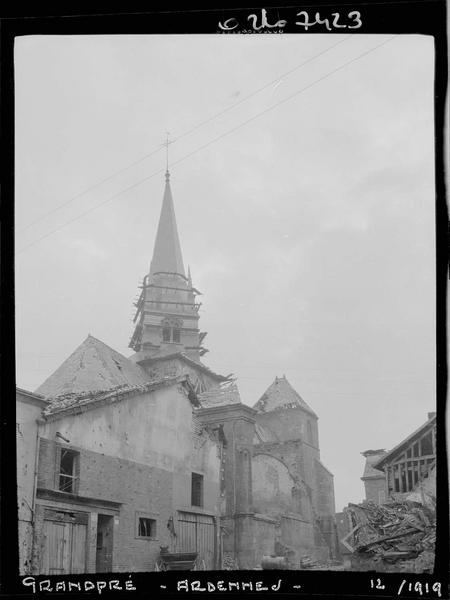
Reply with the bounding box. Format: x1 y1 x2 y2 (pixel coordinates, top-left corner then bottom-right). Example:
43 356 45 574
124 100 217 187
1 2 448 599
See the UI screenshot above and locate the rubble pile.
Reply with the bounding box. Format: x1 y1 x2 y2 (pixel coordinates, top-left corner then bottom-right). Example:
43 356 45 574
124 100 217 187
343 500 435 572
298 555 344 571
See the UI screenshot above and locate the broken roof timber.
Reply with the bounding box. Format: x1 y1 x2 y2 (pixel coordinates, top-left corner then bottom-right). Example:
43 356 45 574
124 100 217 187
374 415 437 471
136 350 231 382
42 374 196 422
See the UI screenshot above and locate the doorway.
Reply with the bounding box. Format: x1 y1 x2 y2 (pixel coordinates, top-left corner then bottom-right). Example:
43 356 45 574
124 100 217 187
96 514 114 572
41 509 88 574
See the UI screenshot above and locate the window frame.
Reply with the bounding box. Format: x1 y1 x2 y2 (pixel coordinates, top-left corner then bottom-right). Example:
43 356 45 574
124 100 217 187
191 472 204 508
55 446 80 494
135 513 158 540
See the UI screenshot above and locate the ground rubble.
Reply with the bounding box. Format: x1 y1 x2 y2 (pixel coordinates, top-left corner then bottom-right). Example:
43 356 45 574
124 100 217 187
342 499 436 573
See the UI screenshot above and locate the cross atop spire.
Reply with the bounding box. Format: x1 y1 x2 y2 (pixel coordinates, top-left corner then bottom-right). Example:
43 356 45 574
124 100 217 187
164 131 172 177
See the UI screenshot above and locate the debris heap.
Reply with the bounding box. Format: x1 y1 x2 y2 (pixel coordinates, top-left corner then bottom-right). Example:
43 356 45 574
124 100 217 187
342 500 435 572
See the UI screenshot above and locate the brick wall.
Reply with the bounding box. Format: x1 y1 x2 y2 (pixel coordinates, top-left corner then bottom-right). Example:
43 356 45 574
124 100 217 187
36 438 175 573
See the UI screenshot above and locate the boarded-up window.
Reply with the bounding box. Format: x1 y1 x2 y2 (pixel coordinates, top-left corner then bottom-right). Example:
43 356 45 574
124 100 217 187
191 473 203 507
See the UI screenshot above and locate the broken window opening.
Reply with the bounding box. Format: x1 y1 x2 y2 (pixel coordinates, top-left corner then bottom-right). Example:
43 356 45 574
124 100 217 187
59 448 79 494
138 517 156 538
162 327 171 342
172 328 181 343
191 472 204 507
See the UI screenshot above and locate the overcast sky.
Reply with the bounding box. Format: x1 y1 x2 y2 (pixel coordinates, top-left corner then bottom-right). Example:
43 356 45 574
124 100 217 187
15 34 436 511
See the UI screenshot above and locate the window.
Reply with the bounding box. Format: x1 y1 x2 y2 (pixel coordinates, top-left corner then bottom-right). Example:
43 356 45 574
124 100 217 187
137 517 156 538
162 327 181 343
59 448 79 493
191 472 204 507
161 318 183 343
378 490 386 505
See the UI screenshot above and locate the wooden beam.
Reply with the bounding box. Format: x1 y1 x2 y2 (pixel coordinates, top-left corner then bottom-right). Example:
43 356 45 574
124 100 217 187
340 524 361 553
391 454 435 465
398 464 403 492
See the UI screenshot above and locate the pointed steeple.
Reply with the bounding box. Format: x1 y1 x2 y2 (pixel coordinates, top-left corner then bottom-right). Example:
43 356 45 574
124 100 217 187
149 170 185 277
129 171 208 362
253 375 317 417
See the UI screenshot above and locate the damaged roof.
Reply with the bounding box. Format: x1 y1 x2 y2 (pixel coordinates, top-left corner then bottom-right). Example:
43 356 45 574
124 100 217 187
374 414 437 471
131 349 231 383
198 381 242 408
36 335 151 398
42 375 194 421
361 450 387 479
253 375 317 418
253 422 278 444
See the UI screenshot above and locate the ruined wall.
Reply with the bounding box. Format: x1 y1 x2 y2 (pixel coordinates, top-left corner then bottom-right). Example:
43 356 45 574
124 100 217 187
252 440 313 521
35 385 222 573
315 459 336 516
363 476 387 504
16 392 47 575
255 408 319 448
234 515 276 569
251 454 299 516
252 407 337 562
35 438 173 573
143 358 220 394
218 415 255 516
255 409 321 508
279 515 316 561
40 385 221 502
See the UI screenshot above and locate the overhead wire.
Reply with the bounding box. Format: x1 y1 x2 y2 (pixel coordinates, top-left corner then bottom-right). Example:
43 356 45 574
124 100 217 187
16 35 396 256
16 35 352 234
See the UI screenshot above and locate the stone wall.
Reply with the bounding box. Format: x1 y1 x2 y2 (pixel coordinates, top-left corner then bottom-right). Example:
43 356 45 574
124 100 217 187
16 391 47 575
363 476 386 504
315 459 336 515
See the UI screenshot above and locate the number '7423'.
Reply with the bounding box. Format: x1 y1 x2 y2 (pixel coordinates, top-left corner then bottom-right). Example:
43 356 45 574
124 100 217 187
295 11 362 31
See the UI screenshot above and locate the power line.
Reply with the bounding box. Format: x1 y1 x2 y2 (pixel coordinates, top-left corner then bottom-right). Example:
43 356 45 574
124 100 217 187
171 35 352 144
17 36 352 234
16 36 396 256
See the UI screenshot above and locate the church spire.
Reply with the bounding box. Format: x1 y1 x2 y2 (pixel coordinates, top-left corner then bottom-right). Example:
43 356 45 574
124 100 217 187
149 170 185 278
129 171 208 362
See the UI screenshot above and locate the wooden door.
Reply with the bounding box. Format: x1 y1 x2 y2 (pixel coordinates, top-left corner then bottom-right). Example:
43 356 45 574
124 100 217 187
71 523 87 573
41 509 88 574
176 512 215 569
41 521 71 575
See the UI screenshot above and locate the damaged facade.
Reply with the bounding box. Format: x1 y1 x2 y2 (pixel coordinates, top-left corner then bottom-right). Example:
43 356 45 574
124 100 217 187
337 414 437 572
17 170 337 574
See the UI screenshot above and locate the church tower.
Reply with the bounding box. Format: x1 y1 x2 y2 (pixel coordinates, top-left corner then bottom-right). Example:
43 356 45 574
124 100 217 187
129 170 208 362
